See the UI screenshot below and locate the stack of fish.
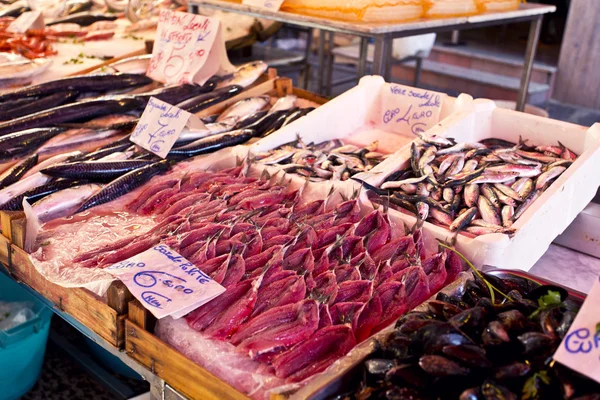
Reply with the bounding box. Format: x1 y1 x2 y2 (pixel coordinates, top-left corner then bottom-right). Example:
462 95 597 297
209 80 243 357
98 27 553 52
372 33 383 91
367 135 577 236
70 165 462 385
0 61 317 223
255 139 387 181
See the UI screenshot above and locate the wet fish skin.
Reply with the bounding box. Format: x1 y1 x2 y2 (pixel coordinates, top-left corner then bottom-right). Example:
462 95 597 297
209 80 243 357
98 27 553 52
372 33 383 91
216 61 268 89
47 12 117 26
478 196 501 226
480 184 500 209
501 205 514 228
0 173 51 207
176 85 243 114
41 160 154 181
449 207 477 231
32 183 102 222
0 127 65 161
76 160 170 212
535 166 566 190
493 183 522 201
485 163 541 178
217 96 270 124
168 129 254 158
513 189 542 220
0 96 146 137
492 186 517 207
0 73 152 103
464 184 479 208
0 179 81 211
0 91 80 120
437 142 485 155
0 153 37 189
468 171 520 185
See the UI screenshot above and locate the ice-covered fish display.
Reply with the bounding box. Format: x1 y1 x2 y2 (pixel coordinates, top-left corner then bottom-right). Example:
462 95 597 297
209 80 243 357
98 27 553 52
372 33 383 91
368 135 577 236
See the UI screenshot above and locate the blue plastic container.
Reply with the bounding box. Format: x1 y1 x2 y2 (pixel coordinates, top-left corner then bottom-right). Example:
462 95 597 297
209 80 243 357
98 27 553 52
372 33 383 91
0 271 52 400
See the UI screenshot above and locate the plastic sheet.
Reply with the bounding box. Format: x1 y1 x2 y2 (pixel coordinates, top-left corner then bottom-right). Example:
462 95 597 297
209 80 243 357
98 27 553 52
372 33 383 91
0 301 36 332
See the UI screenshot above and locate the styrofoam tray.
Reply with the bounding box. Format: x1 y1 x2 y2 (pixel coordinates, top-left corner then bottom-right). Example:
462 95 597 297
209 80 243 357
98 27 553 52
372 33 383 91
362 98 600 271
237 76 472 199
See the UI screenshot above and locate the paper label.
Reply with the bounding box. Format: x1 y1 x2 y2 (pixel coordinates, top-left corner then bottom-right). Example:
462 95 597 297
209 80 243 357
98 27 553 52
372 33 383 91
242 0 285 11
106 244 225 319
147 10 234 85
379 83 446 135
130 97 206 158
553 275 600 384
7 11 45 33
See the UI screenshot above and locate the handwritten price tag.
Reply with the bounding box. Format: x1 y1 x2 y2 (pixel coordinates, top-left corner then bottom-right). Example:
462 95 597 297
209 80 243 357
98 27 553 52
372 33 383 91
7 11 44 33
130 97 205 158
378 83 446 136
147 10 235 85
242 0 285 11
106 244 225 319
553 276 600 384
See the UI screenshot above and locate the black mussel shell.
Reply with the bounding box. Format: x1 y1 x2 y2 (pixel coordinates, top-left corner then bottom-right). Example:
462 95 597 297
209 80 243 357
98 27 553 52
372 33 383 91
493 362 531 380
480 379 517 400
517 332 556 356
497 310 530 334
525 284 569 304
443 344 492 369
449 306 487 337
418 355 470 377
460 387 483 400
385 363 430 389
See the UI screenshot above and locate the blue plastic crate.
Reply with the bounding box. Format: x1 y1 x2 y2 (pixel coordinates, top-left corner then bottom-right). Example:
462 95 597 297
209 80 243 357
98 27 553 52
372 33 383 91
0 271 52 400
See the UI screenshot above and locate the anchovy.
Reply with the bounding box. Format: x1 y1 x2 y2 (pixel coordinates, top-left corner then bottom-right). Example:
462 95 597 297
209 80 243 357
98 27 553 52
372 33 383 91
449 207 477 231
177 85 243 114
47 12 117 26
437 142 485 155
77 160 170 212
0 153 38 189
480 184 500 209
0 73 152 103
41 160 154 181
168 129 254 158
0 96 146 137
535 166 566 190
0 179 85 211
0 91 80 120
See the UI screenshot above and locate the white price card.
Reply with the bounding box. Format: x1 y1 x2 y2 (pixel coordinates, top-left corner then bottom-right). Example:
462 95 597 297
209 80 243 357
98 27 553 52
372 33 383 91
129 97 205 158
147 10 235 86
377 83 446 136
7 11 45 33
242 0 285 11
106 244 225 319
553 275 600 384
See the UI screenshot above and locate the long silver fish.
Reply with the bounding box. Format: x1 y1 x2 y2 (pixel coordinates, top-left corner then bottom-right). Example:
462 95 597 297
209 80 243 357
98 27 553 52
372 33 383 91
216 61 268 89
31 184 102 223
217 96 270 124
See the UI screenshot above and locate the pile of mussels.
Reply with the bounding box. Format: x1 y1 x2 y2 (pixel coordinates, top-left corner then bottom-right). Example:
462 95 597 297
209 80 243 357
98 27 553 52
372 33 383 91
341 272 600 400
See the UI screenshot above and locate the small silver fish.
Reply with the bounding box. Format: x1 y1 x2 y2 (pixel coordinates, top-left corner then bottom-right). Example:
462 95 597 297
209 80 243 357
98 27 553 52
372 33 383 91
416 202 429 221
437 142 485 155
464 184 479 207
468 171 520 185
481 184 500 209
478 196 501 226
485 164 541 178
535 166 566 190
493 183 522 201
513 189 542 220
501 205 514 228
217 96 270 123
381 175 428 190
268 95 297 114
449 207 477 231
430 207 453 226
442 187 454 203
216 61 268 89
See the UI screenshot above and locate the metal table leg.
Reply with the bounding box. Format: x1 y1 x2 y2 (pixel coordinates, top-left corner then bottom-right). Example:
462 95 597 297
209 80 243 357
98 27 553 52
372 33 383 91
325 31 335 96
357 37 369 80
372 35 393 81
317 30 325 94
301 28 313 90
516 15 543 112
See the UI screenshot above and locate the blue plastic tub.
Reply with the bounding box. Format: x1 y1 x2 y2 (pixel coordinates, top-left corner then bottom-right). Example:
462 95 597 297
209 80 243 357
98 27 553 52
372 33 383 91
0 271 52 400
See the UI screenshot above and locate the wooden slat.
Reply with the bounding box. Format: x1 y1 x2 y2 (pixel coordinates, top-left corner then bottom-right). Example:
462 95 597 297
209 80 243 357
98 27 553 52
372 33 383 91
275 77 293 97
9 245 123 347
0 234 10 266
107 281 134 315
10 217 25 249
0 211 23 240
126 320 250 400
292 87 329 105
553 0 600 108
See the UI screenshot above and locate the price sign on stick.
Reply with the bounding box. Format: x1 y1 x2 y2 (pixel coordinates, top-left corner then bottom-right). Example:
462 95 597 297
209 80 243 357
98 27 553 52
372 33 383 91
147 10 235 85
130 97 206 158
7 11 44 33
242 0 285 11
106 244 225 319
378 83 446 136
553 275 600 384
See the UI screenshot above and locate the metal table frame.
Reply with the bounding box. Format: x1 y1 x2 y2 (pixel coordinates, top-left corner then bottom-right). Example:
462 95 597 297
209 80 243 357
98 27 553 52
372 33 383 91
188 1 555 111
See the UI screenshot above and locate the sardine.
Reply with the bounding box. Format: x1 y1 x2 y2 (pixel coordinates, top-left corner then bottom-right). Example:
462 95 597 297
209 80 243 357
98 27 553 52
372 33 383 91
418 146 437 171
492 187 517 207
436 142 485 155
418 133 455 148
535 166 566 190
465 226 514 235
513 189 542 220
438 154 459 176
430 207 453 226
501 205 514 228
485 163 541 178
442 187 454 203
480 184 500 209
77 160 170 212
449 207 477 231
410 143 421 176
468 171 520 185
217 96 270 124
493 183 522 201
416 202 429 221
464 184 479 208
381 175 428 190
516 150 558 164
478 196 501 226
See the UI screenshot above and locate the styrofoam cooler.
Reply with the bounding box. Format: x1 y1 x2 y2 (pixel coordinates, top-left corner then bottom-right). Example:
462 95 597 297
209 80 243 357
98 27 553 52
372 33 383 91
364 99 600 271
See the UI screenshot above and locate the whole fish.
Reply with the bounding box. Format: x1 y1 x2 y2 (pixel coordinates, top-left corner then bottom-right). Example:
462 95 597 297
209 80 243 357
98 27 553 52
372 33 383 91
417 133 455 148
47 12 117 26
468 171 520 185
0 96 146 137
91 54 151 75
137 83 216 106
175 122 234 144
22 150 84 178
216 61 268 89
480 184 500 209
0 173 51 207
77 160 170 212
177 85 243 114
501 205 514 228
381 175 428 190
535 166 566 190
449 207 477 231
0 127 65 161
478 196 501 226
0 153 37 189
436 142 485 155
513 189 542 220
32 184 103 222
485 163 541 178
463 184 479 208
168 129 254 158
41 160 153 181
0 91 79 120
0 179 84 211
217 96 270 124
269 95 297 114
493 183 522 201
0 73 152 103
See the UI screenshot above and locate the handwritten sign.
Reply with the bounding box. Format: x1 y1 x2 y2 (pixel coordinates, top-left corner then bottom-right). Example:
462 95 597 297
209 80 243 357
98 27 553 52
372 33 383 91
378 83 446 136
7 11 44 33
147 10 235 85
106 244 225 319
130 97 205 158
242 0 285 11
553 275 600 384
